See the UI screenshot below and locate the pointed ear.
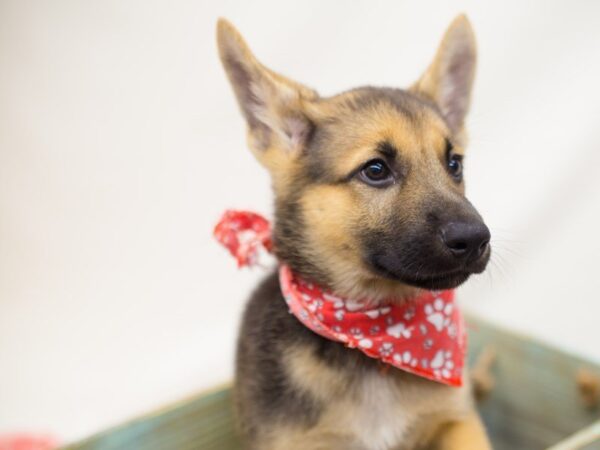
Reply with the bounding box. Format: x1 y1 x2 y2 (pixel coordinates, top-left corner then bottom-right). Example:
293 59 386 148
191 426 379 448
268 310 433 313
411 15 477 132
216 19 318 154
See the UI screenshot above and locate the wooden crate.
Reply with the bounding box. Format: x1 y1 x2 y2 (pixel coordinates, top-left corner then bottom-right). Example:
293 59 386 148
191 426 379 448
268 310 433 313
63 317 600 450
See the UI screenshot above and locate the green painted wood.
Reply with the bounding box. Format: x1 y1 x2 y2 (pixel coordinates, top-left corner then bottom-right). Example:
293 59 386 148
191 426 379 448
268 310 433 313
547 420 600 450
467 318 600 450
62 386 241 450
63 317 600 450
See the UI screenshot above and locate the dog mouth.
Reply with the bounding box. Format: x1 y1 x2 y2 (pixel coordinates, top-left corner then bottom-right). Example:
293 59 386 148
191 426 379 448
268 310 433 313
369 250 490 290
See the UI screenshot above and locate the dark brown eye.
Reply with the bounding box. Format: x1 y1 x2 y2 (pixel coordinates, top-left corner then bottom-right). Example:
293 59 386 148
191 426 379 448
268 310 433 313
359 159 394 187
447 153 463 180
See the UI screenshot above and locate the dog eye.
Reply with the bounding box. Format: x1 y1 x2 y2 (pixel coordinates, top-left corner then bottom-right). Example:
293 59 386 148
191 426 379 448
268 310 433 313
358 159 394 187
447 153 463 181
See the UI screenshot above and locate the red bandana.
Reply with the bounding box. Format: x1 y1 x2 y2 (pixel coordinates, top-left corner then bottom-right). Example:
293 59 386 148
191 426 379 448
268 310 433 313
214 210 466 387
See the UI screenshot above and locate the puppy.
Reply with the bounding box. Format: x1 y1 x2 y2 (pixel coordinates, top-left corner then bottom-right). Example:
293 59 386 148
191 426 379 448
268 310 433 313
217 15 492 450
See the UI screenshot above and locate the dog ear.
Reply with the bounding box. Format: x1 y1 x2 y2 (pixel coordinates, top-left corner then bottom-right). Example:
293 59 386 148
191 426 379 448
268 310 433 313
411 15 477 132
217 19 318 155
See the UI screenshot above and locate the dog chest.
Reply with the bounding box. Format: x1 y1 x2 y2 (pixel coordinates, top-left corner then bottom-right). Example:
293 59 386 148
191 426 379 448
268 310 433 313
334 373 470 450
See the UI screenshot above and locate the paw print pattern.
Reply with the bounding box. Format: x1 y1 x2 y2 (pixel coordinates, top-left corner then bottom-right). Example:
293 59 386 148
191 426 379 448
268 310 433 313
425 298 453 332
298 309 309 321
358 338 373 349
403 306 416 321
394 351 418 368
423 338 433 350
322 292 345 309
386 322 412 339
447 323 458 339
345 299 365 312
365 306 392 319
349 327 364 339
276 264 464 386
379 342 394 356
300 292 313 302
430 350 455 379
369 325 381 335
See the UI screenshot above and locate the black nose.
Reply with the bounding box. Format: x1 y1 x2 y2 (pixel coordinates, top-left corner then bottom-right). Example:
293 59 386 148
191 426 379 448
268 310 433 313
440 221 490 260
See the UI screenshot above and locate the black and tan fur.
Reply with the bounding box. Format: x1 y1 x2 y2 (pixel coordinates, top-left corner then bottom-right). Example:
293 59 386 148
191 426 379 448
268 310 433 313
217 15 492 450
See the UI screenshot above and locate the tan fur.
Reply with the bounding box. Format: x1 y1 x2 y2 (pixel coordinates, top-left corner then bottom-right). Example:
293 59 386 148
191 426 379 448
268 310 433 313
217 15 492 450
259 345 476 450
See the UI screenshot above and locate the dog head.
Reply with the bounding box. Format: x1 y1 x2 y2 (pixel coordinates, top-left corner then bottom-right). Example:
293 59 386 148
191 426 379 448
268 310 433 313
217 16 490 301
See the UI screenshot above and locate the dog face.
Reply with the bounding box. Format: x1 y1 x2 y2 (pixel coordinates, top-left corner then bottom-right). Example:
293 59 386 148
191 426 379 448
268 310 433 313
217 16 490 300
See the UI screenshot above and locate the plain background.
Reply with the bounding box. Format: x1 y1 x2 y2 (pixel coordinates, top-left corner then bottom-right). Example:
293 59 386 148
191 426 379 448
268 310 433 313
1 0 600 444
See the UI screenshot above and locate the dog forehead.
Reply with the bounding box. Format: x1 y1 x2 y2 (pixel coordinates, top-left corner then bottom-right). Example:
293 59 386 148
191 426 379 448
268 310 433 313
306 88 449 177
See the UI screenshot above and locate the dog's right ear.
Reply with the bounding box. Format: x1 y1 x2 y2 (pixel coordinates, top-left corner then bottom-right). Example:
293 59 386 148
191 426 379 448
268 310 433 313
217 19 318 160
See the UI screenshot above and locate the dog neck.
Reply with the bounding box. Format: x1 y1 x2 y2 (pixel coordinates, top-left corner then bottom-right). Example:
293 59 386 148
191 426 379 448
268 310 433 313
279 263 464 386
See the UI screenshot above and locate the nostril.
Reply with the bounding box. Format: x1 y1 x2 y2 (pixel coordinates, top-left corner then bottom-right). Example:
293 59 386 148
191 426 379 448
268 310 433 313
479 239 490 252
449 240 468 253
440 221 490 259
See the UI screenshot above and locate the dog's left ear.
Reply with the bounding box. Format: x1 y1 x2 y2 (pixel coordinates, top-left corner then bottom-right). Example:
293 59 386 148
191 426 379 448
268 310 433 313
412 15 477 132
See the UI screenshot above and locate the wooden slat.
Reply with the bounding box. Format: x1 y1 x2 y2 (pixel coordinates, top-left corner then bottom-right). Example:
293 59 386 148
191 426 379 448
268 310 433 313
63 317 600 450
467 317 600 450
62 386 241 450
547 420 600 450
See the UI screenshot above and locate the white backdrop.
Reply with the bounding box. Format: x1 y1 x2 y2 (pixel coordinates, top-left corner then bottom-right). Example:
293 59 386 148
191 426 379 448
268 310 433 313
1 0 600 444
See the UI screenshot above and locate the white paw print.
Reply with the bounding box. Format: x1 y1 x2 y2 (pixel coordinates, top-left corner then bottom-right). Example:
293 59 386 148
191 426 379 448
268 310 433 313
298 308 309 321
403 306 416 321
365 306 392 319
369 325 381 335
358 338 373 349
322 292 345 309
349 327 364 339
424 298 453 332
447 323 458 339
379 342 394 356
423 338 433 350
334 309 345 321
300 292 312 302
337 333 349 343
386 322 412 339
394 351 418 367
430 349 454 379
345 299 365 312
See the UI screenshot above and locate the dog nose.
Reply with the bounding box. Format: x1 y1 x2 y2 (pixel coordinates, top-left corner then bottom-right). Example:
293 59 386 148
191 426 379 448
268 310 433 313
440 221 490 260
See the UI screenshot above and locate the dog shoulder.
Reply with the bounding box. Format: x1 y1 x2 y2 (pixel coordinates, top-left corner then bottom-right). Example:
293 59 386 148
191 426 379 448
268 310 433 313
234 271 324 442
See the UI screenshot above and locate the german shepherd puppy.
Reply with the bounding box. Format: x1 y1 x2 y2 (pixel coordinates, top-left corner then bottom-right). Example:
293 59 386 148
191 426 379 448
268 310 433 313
217 15 492 450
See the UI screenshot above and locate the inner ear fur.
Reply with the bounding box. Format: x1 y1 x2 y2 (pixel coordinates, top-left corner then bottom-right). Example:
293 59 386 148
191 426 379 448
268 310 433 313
411 15 477 133
216 19 318 156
